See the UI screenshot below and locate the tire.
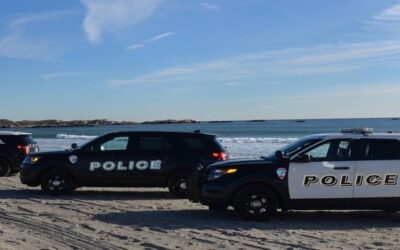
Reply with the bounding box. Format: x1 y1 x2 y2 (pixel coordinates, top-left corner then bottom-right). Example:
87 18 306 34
0 158 11 177
40 169 74 196
208 204 228 212
168 172 189 198
233 185 278 221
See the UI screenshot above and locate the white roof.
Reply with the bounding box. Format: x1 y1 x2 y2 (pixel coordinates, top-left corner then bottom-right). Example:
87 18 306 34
0 131 31 136
319 132 400 140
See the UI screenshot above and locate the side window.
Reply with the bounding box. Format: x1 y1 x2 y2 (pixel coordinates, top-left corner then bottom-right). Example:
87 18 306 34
183 137 206 150
302 139 352 162
100 136 129 151
307 142 331 160
361 139 400 160
137 136 173 151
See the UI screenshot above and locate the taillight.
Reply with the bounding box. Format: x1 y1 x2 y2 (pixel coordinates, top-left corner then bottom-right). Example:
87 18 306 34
16 145 30 155
212 152 228 161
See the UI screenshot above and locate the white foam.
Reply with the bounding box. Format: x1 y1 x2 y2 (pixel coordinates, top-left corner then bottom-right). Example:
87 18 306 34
218 137 298 144
56 134 97 140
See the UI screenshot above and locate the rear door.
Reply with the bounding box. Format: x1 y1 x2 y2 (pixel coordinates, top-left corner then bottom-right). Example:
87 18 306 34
125 134 175 186
354 139 400 198
289 139 356 199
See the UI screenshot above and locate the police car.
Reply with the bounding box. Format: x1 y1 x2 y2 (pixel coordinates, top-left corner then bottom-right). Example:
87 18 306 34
187 128 400 221
20 131 228 197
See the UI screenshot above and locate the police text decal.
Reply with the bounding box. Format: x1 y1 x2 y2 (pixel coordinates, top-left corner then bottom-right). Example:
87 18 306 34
89 160 162 171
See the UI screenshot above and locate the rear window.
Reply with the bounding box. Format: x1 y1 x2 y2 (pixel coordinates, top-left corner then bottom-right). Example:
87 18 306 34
0 135 36 145
360 139 400 160
182 135 223 151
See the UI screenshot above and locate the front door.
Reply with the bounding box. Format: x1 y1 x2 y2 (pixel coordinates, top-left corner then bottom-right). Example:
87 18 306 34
289 139 356 199
77 134 134 186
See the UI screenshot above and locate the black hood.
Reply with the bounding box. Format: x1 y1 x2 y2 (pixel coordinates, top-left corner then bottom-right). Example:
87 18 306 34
207 158 275 169
29 149 73 157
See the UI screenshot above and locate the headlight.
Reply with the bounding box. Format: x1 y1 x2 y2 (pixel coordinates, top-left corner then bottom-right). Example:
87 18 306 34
24 156 41 164
207 168 238 180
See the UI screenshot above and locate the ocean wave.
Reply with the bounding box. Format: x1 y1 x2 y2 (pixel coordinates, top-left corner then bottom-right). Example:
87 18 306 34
56 134 97 140
218 137 298 144
55 134 298 144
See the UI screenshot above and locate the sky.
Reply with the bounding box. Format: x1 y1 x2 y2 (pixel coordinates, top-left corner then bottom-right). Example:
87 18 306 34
0 0 400 122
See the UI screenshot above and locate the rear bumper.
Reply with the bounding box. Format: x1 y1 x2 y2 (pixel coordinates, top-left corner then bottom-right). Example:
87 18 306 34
9 158 23 173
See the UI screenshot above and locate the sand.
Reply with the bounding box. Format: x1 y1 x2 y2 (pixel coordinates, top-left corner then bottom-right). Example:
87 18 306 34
1 176 400 250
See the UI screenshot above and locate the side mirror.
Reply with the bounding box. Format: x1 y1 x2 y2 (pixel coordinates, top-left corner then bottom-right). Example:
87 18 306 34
71 143 78 150
292 154 311 163
275 150 288 161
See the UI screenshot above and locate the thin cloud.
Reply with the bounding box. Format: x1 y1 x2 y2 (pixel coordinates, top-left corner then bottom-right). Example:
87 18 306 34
369 2 400 33
8 10 77 30
200 3 221 12
111 40 400 86
42 72 89 81
0 11 72 61
81 0 163 43
374 2 400 21
126 43 145 50
0 34 55 61
126 32 174 50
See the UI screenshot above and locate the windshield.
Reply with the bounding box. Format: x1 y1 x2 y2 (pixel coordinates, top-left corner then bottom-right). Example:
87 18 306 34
73 136 100 151
263 137 321 160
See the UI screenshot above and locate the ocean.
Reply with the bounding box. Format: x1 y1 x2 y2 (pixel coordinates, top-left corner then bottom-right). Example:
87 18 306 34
1 118 399 158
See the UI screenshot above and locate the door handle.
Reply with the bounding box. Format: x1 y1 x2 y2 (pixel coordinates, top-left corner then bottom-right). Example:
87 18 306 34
334 166 350 170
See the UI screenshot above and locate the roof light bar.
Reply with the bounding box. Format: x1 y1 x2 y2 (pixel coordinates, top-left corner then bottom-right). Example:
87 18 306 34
340 128 374 134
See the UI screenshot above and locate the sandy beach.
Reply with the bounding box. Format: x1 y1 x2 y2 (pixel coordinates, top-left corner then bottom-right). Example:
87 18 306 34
0 176 398 250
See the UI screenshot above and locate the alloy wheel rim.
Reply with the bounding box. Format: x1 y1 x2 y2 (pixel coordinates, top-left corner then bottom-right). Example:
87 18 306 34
48 176 66 191
245 194 268 215
178 178 187 191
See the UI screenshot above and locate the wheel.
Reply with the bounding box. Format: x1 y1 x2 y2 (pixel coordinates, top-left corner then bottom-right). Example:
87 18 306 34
233 185 278 221
168 172 189 198
208 204 228 212
40 169 74 196
0 158 11 177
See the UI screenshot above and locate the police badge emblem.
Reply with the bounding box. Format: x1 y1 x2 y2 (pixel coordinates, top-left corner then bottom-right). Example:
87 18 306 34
276 167 287 180
69 155 78 164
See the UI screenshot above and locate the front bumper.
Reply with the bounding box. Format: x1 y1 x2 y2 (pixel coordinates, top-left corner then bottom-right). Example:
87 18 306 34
201 181 234 207
19 164 41 186
186 166 204 203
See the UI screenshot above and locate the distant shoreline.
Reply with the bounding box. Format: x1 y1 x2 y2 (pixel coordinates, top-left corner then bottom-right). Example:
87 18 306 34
0 117 398 129
0 119 198 129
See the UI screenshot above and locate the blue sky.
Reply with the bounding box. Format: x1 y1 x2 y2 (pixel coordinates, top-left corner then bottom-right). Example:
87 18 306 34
1 0 400 121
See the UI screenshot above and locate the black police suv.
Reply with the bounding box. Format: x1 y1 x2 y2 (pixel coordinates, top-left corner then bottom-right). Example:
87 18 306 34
187 128 400 221
20 131 228 197
0 132 39 177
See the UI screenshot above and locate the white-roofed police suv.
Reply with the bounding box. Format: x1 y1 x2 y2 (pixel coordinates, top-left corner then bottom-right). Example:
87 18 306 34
20 131 228 197
187 128 400 221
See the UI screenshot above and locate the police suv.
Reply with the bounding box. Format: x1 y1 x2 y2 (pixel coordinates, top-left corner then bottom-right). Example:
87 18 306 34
20 131 228 197
0 132 39 177
187 128 400 221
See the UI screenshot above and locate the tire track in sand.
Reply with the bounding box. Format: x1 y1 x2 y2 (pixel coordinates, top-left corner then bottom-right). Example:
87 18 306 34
0 209 124 250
